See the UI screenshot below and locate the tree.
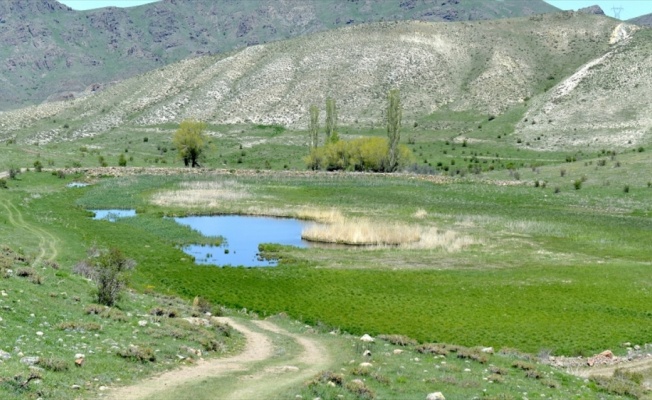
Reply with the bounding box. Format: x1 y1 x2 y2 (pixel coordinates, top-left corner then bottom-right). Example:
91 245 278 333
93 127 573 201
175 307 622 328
386 89 402 172
325 97 338 143
74 247 135 307
173 120 208 167
309 104 320 149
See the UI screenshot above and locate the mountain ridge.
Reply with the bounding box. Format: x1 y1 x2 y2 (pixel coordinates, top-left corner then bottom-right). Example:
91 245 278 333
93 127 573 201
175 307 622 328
0 12 627 147
0 0 560 110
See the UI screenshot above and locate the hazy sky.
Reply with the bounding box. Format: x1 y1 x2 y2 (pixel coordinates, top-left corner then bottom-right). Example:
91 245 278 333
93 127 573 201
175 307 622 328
58 0 159 10
58 0 652 20
544 1 652 20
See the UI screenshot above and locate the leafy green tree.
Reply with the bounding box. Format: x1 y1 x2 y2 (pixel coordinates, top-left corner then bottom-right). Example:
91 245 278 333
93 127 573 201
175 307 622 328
309 104 320 149
118 154 127 167
325 97 338 143
173 120 208 167
386 89 402 172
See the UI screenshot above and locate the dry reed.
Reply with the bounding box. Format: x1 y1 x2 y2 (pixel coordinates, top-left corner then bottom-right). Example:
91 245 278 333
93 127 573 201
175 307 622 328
151 180 250 207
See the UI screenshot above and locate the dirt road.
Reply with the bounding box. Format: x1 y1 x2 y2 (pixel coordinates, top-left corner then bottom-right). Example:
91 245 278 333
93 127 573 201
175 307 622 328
106 317 332 400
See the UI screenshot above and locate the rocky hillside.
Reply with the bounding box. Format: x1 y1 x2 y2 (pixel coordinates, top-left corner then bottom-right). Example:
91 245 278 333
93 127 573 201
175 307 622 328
0 0 560 111
516 24 651 150
629 13 652 27
0 12 623 146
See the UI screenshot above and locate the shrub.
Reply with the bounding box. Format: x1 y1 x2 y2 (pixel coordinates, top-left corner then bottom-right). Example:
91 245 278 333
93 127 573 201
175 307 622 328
33 160 43 172
573 180 582 190
8 166 20 180
0 178 7 189
117 346 156 362
38 357 69 372
377 334 417 346
345 379 376 399
74 247 135 306
305 137 413 172
56 321 102 332
118 154 127 167
623 185 630 193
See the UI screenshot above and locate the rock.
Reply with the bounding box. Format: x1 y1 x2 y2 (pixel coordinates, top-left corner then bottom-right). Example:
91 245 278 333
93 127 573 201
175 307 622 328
426 392 446 400
359 362 373 368
0 350 11 360
600 350 614 358
363 350 372 357
393 349 403 355
75 358 84 367
360 334 374 342
20 356 40 366
99 386 108 391
75 353 85 359
481 347 494 354
577 5 605 15
36 331 44 336
71 385 81 390
138 320 148 327
634 345 641 351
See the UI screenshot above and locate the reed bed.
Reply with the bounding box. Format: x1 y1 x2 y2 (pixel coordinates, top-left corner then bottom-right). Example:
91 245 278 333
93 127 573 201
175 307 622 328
151 180 250 207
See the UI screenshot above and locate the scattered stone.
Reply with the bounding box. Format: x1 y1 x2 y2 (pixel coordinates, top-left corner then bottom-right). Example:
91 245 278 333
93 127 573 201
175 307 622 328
36 331 44 336
0 350 11 360
71 385 81 390
464 368 471 372
359 362 373 368
138 320 148 327
393 349 403 355
360 334 374 342
281 365 300 372
426 392 446 400
363 350 372 357
75 353 85 359
481 347 494 354
75 358 84 367
20 356 40 366
99 386 108 391
634 345 641 351
623 342 631 347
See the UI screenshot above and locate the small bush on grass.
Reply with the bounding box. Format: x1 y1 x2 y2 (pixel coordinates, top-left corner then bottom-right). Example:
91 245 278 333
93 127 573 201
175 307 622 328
377 334 417 346
74 247 135 306
37 357 69 372
117 346 156 363
345 379 376 399
15 268 43 284
590 370 644 398
456 347 489 364
0 178 7 189
150 307 178 318
56 321 102 332
309 371 343 387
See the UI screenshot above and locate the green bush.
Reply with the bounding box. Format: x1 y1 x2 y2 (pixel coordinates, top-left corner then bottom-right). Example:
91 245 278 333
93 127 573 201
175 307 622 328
305 137 413 172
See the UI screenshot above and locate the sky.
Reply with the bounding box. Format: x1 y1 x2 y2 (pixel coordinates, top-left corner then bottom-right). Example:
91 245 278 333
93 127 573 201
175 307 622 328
58 0 652 20
58 0 160 10
544 1 652 20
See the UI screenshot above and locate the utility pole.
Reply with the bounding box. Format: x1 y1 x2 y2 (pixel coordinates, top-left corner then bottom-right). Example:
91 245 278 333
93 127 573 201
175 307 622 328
611 5 624 19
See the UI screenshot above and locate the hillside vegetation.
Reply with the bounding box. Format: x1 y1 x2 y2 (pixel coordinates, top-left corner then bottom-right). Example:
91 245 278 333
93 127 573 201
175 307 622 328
516 25 652 150
0 12 623 146
0 0 559 110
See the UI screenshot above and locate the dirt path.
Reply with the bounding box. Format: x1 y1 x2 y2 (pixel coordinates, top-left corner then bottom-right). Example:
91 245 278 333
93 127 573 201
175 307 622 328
106 317 332 400
570 356 652 378
0 198 58 264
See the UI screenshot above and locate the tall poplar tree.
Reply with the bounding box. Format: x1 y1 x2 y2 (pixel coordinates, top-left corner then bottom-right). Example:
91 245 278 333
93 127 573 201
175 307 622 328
386 89 402 172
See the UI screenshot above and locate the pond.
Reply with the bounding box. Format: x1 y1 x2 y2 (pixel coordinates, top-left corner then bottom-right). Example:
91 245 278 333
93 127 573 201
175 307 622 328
91 209 136 222
174 215 313 267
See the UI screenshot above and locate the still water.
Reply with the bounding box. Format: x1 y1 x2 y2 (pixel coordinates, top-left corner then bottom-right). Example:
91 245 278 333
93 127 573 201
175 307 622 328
174 215 312 267
91 209 136 221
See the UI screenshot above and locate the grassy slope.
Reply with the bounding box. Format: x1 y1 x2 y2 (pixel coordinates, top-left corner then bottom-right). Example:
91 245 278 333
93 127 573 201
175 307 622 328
517 27 652 151
0 173 242 399
1 171 645 399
